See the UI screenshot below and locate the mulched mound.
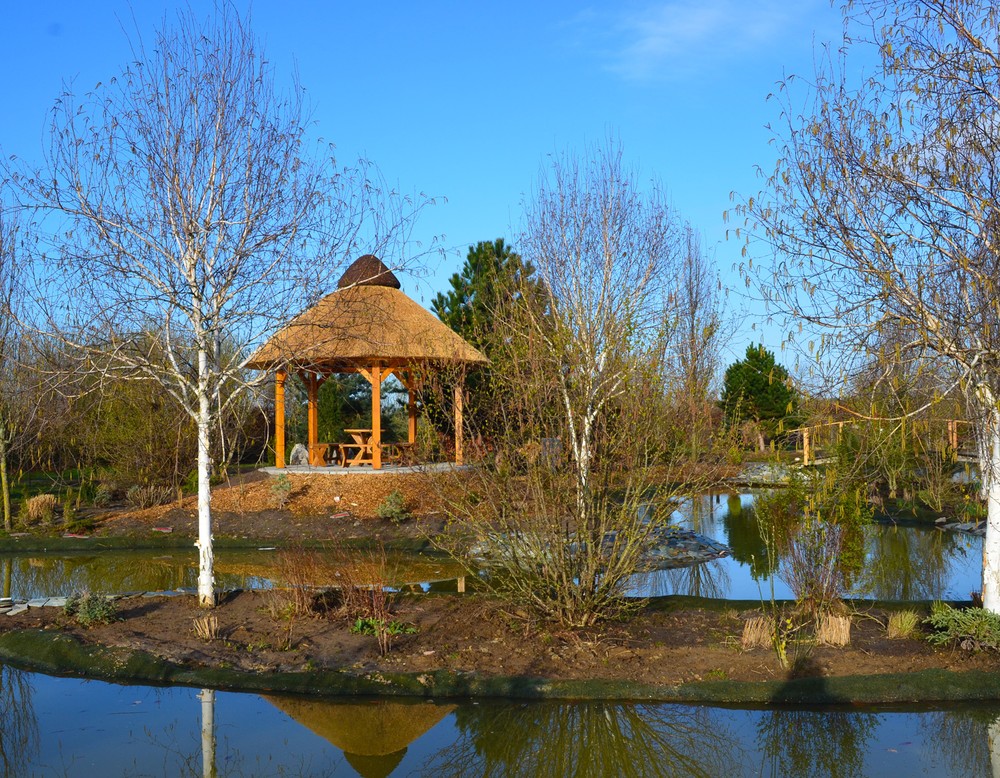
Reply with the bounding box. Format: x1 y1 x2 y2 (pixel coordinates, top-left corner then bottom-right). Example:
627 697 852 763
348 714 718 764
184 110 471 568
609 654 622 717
93 469 465 541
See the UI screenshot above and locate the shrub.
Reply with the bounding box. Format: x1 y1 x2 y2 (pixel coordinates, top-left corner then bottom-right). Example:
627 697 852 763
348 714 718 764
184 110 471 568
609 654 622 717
62 491 76 527
125 484 173 510
64 592 117 627
92 484 112 508
376 489 409 524
925 602 1000 651
270 473 292 509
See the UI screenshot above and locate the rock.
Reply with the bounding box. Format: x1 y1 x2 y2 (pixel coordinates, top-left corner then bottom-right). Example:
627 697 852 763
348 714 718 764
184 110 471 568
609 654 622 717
289 443 309 466
6 604 27 616
45 597 67 608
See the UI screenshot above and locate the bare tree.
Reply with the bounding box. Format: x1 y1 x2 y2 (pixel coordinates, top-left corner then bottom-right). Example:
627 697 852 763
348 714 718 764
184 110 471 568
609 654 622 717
439 140 689 627
6 7 428 604
669 226 723 458
738 0 1000 610
0 203 40 531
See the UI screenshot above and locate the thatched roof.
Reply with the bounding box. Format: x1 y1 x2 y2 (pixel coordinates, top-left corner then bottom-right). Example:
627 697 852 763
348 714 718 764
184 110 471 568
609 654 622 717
246 257 487 371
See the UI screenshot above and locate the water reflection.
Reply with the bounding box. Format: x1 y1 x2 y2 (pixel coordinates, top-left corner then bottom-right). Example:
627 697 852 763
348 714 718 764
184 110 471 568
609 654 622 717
756 708 878 778
0 550 466 601
663 492 982 601
266 696 455 778
421 701 737 777
855 525 973 601
0 665 38 777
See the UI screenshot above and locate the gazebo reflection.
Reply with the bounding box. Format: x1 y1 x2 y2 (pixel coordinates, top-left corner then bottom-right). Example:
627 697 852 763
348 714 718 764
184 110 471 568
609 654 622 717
264 696 456 778
247 255 487 470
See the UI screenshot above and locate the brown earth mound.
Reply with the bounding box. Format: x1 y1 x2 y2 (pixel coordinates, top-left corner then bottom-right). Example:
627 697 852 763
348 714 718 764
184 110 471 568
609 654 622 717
92 470 458 542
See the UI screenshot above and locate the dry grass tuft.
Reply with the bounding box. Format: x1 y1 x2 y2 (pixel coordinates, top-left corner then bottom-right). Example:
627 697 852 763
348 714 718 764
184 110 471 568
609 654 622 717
816 613 851 646
24 494 58 525
742 616 774 650
193 614 219 641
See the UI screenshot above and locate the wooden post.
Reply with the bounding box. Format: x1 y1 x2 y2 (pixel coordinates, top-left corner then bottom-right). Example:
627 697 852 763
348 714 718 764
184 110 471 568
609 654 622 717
454 380 464 466
371 365 382 470
307 372 319 466
275 369 286 468
407 387 417 445
803 427 811 466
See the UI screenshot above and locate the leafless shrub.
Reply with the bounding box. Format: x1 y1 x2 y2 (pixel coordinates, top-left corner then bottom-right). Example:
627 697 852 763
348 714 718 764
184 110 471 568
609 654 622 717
125 485 173 510
779 519 847 618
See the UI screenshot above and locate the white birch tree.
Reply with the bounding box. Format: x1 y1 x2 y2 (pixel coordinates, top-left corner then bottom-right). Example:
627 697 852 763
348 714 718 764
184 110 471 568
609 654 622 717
5 6 427 604
738 0 1000 610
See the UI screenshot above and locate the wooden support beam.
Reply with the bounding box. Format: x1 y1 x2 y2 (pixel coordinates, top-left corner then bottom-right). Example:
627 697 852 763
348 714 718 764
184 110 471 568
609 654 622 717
307 372 321 466
803 427 811 466
371 365 382 470
454 380 464 466
275 369 286 468
408 389 417 445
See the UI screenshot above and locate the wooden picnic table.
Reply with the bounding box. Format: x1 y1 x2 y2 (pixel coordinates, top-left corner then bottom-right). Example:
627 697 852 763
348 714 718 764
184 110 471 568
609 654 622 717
335 430 414 467
339 428 374 466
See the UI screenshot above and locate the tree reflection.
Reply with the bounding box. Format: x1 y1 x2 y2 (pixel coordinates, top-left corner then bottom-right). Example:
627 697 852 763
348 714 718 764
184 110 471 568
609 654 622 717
723 497 773 580
0 664 39 777
855 525 962 601
755 708 878 778
422 701 738 777
641 560 731 599
918 706 999 776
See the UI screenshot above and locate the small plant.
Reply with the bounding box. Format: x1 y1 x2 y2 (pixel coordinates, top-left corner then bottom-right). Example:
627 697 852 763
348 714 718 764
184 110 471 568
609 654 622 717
64 592 117 627
376 489 410 524
23 494 58 526
350 617 417 637
92 484 112 508
270 473 293 509
925 602 1000 651
62 490 76 527
193 614 219 641
887 610 921 640
125 484 173 510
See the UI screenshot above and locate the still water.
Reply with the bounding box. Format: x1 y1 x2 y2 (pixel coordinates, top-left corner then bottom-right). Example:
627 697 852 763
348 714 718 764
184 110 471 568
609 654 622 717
0 664 996 777
0 493 982 603
637 493 982 602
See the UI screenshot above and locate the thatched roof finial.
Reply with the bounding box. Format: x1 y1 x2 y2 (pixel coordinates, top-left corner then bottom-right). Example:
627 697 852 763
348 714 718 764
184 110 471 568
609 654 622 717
337 254 401 290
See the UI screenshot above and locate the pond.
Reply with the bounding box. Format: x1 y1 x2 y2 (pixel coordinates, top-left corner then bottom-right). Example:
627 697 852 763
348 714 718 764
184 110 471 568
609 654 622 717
0 549 467 602
1 664 996 777
635 493 982 602
0 493 980 603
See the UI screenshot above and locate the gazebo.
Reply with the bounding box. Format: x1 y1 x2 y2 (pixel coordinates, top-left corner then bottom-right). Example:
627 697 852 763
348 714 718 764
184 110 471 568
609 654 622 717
246 255 488 469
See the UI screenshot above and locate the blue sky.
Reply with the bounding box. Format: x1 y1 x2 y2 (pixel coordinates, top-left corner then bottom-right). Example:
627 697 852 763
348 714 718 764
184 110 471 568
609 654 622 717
0 1 849 367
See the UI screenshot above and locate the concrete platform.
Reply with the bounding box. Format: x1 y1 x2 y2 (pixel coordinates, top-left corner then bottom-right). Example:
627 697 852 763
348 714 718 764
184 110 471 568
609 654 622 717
258 462 469 476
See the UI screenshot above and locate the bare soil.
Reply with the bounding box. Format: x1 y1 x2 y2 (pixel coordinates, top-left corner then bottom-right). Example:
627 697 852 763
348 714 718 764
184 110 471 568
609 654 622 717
89 469 455 544
4 590 997 689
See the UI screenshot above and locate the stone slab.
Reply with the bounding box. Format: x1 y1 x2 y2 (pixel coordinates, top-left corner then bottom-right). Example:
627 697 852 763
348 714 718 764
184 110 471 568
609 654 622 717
6 604 28 616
